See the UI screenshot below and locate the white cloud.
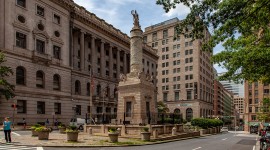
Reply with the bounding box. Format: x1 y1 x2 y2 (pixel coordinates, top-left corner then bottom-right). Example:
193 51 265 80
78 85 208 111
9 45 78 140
162 4 190 18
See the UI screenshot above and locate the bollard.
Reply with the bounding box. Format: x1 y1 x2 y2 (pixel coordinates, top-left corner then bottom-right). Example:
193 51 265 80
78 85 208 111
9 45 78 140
117 128 121 136
172 127 177 136
153 129 158 138
88 127 92 135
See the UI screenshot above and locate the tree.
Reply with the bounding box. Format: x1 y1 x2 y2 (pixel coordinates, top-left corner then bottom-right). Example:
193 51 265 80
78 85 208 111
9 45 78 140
0 52 15 100
157 101 169 113
257 98 270 122
156 0 270 83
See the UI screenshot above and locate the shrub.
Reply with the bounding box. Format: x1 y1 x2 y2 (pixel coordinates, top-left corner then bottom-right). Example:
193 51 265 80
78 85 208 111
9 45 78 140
58 123 66 128
65 125 78 132
31 124 41 130
35 126 52 132
191 118 223 129
142 127 149 132
108 128 117 133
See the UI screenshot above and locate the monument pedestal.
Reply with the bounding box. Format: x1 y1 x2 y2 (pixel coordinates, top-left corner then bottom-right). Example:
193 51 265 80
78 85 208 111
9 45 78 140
117 74 157 125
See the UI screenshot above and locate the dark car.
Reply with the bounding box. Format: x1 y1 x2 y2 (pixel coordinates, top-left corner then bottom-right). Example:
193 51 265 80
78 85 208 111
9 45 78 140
260 133 270 150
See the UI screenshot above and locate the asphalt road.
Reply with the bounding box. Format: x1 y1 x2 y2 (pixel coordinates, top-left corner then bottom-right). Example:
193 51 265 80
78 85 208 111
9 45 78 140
43 132 258 150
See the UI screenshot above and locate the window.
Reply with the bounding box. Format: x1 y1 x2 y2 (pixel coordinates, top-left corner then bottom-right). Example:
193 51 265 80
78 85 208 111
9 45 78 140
17 0 26 8
175 92 179 101
36 71 44 88
53 74 60 90
186 108 193 122
53 14 61 24
255 90 258 96
126 102 132 117
255 107 259 113
189 41 193 46
16 32 26 49
249 107 252 113
143 36 147 43
163 93 168 101
37 5 44 17
251 115 256 121
16 66 25 85
187 90 192 100
249 99 252 104
255 82 258 87
163 30 168 39
37 101 45 114
264 89 269 94
96 84 101 96
75 80 81 95
17 100 26 114
86 82 90 96
36 39 45 53
54 103 61 114
255 98 259 104
76 105 81 115
185 42 188 47
53 46 61 59
152 32 157 41
78 61 80 69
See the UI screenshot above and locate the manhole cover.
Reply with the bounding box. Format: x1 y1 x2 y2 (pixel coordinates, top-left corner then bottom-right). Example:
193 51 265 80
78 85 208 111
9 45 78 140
237 139 256 145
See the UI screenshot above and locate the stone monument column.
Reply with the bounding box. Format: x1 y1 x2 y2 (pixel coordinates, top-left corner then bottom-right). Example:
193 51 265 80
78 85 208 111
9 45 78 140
117 10 157 125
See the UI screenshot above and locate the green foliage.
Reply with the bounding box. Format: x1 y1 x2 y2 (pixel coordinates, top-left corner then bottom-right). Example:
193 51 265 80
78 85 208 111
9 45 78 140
30 124 41 130
257 98 270 122
182 119 188 124
58 123 66 128
142 127 149 132
0 52 15 100
191 118 223 129
156 0 270 82
35 126 52 132
108 127 117 133
65 125 78 132
157 101 169 113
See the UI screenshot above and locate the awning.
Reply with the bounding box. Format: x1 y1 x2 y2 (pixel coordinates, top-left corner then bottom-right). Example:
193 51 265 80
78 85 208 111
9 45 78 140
249 122 260 126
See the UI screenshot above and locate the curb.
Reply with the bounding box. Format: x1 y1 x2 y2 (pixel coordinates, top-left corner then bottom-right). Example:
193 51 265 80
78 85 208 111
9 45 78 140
7 134 218 148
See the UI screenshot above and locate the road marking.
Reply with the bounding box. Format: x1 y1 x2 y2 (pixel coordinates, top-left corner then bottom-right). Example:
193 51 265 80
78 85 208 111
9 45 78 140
222 138 227 140
11 131 21 136
253 145 255 150
37 147 44 150
0 144 37 150
192 147 202 150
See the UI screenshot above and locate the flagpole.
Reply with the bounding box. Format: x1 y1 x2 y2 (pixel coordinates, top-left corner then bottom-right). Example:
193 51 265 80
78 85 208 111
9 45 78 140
89 68 92 125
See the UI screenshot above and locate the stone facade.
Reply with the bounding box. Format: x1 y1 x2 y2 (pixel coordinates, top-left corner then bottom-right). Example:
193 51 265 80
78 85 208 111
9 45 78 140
0 0 158 125
143 18 214 120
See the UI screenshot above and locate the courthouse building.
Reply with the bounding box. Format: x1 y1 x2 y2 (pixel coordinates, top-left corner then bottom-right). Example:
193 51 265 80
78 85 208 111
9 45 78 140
143 18 214 121
0 0 158 124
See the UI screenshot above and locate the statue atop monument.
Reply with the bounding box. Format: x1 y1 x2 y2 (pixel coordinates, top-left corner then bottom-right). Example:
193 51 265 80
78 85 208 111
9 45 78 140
131 10 140 29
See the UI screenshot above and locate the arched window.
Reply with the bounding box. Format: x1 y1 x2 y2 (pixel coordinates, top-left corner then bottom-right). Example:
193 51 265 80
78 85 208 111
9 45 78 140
186 108 193 122
87 82 90 96
174 108 180 114
75 80 81 95
36 71 44 88
16 66 25 85
53 74 60 90
106 86 110 97
96 84 101 96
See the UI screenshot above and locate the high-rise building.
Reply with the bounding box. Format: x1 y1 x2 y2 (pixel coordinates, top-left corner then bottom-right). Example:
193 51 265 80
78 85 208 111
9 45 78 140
0 0 158 124
244 81 270 131
143 18 214 121
218 73 245 97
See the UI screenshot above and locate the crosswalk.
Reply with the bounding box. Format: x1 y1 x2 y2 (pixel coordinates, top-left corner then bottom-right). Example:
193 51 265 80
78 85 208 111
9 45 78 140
0 144 43 150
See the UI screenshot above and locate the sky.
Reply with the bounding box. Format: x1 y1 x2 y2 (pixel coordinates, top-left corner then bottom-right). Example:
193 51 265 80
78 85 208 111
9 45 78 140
73 0 227 73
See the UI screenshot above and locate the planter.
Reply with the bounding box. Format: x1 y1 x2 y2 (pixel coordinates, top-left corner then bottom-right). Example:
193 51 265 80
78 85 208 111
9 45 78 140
108 132 119 143
59 127 66 134
66 132 79 142
31 129 39 136
38 131 50 140
141 132 151 141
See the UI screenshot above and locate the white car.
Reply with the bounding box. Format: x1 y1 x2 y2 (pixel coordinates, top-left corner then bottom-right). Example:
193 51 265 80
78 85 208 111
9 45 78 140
220 127 229 133
70 118 86 130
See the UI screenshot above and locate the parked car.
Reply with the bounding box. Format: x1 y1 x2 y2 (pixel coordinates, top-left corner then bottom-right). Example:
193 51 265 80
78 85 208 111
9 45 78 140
250 125 259 134
220 127 229 133
260 132 270 150
70 118 87 130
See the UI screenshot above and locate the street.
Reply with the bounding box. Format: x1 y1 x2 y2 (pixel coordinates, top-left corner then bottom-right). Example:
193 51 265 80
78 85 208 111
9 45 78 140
0 131 258 150
44 132 258 150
